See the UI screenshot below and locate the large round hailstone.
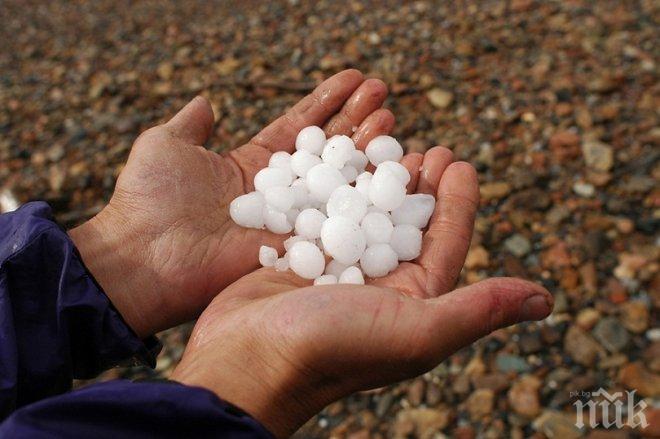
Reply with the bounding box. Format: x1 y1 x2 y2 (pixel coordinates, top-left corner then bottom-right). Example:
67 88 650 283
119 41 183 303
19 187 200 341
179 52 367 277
338 266 365 284
325 259 349 278
348 149 369 172
360 243 399 278
368 167 406 211
326 185 368 223
263 204 293 234
290 150 322 178
290 178 309 208
264 186 295 212
268 151 292 170
390 194 436 228
365 135 403 166
295 125 326 156
321 135 354 169
361 212 394 245
229 191 265 228
375 161 410 186
259 245 278 267
295 208 327 239
288 241 325 279
314 274 337 285
254 167 292 193
306 163 347 202
355 172 372 199
321 216 367 265
390 224 423 261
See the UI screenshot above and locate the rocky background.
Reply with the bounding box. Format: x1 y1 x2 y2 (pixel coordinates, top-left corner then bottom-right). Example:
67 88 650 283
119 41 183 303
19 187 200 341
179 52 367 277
1 0 658 437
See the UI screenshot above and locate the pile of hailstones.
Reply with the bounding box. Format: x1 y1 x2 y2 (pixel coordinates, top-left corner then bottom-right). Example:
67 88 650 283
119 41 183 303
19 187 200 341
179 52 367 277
230 126 435 285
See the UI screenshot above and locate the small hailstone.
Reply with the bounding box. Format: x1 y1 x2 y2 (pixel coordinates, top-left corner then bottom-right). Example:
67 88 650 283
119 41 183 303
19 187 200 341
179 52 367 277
325 259 349 277
365 135 403 166
375 160 410 186
254 168 292 193
369 167 406 211
340 165 358 183
361 212 394 245
355 172 372 199
306 163 347 202
268 151 292 170
326 185 368 223
348 149 369 172
274 257 289 272
284 235 307 251
321 135 354 168
321 216 367 265
285 208 300 225
390 194 436 228
338 266 365 284
291 150 323 178
367 205 390 217
360 243 398 278
290 178 309 208
259 245 278 267
263 204 293 234
264 186 295 212
295 208 327 239
229 191 265 228
314 274 338 285
288 241 325 279
295 126 326 155
390 224 423 261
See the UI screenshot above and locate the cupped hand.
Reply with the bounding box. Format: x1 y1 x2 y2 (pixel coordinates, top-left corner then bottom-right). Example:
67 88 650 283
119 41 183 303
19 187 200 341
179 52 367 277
70 70 395 337
171 148 554 437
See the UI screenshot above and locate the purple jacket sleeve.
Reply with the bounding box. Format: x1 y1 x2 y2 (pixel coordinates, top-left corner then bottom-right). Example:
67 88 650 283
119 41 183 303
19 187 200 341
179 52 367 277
0 202 272 438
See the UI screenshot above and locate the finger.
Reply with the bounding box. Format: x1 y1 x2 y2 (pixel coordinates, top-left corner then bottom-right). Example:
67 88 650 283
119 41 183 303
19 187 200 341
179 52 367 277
164 96 215 145
352 108 395 151
250 69 364 152
324 79 388 137
415 146 453 195
418 161 479 296
400 153 424 194
421 278 553 360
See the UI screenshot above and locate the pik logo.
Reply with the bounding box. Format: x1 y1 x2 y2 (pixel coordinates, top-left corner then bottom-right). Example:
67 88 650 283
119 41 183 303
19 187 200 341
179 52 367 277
573 388 649 429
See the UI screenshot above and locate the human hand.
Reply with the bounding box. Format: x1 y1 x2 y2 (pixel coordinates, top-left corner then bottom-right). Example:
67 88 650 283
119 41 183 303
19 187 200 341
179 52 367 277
69 70 394 338
171 149 554 437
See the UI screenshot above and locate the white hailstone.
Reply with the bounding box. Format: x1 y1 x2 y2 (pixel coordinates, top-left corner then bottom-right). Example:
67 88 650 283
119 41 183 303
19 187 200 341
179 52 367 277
355 172 372 199
338 266 365 284
254 168 292 193
321 135 354 168
348 149 369 172
326 185 368 223
229 191 265 229
360 243 399 278
290 178 309 208
361 212 394 245
390 224 423 261
259 245 278 267
268 151 292 170
264 186 295 212
375 160 410 186
274 257 289 272
325 259 349 278
295 126 326 156
365 135 403 166
285 208 300 225
314 274 338 285
263 204 293 234
290 150 322 178
306 163 347 202
295 208 327 239
369 167 406 211
390 194 436 228
320 216 366 265
288 241 325 280
284 235 307 251
367 205 390 217
340 165 358 183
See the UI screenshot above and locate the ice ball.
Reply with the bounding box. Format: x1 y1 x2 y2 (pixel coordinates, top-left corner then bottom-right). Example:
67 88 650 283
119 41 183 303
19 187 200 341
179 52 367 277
365 135 403 166
369 168 406 211
295 125 326 156
229 191 265 229
340 165 358 183
360 243 398 278
320 216 367 265
375 160 410 186
390 224 423 261
284 235 307 251
295 208 327 239
263 204 293 234
259 245 278 267
314 274 338 285
360 212 394 245
274 257 289 272
338 266 365 284
390 194 436 228
291 150 322 178
288 241 325 279
348 149 369 172
325 259 349 278
321 135 354 169
306 163 347 202
290 178 309 208
264 186 295 212
355 171 372 199
268 151 292 170
254 167 292 193
326 185 368 224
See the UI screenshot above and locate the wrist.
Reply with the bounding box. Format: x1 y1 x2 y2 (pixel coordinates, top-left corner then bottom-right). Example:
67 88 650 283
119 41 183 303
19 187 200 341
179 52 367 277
69 205 160 339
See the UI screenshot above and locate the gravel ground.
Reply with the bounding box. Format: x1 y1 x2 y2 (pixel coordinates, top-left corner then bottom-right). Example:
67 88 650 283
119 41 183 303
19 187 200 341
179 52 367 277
1 0 658 437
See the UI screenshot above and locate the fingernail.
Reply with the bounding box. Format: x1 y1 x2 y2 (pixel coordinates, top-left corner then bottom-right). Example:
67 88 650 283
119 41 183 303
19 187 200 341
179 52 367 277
520 294 551 321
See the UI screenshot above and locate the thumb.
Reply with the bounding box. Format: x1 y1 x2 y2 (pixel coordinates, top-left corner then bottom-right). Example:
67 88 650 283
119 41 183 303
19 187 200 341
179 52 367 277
165 96 215 145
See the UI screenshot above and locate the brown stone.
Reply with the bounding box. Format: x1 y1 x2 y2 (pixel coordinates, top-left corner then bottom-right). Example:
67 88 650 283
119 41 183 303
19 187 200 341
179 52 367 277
620 301 649 333
466 389 494 420
565 325 603 366
619 362 660 397
508 375 542 418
